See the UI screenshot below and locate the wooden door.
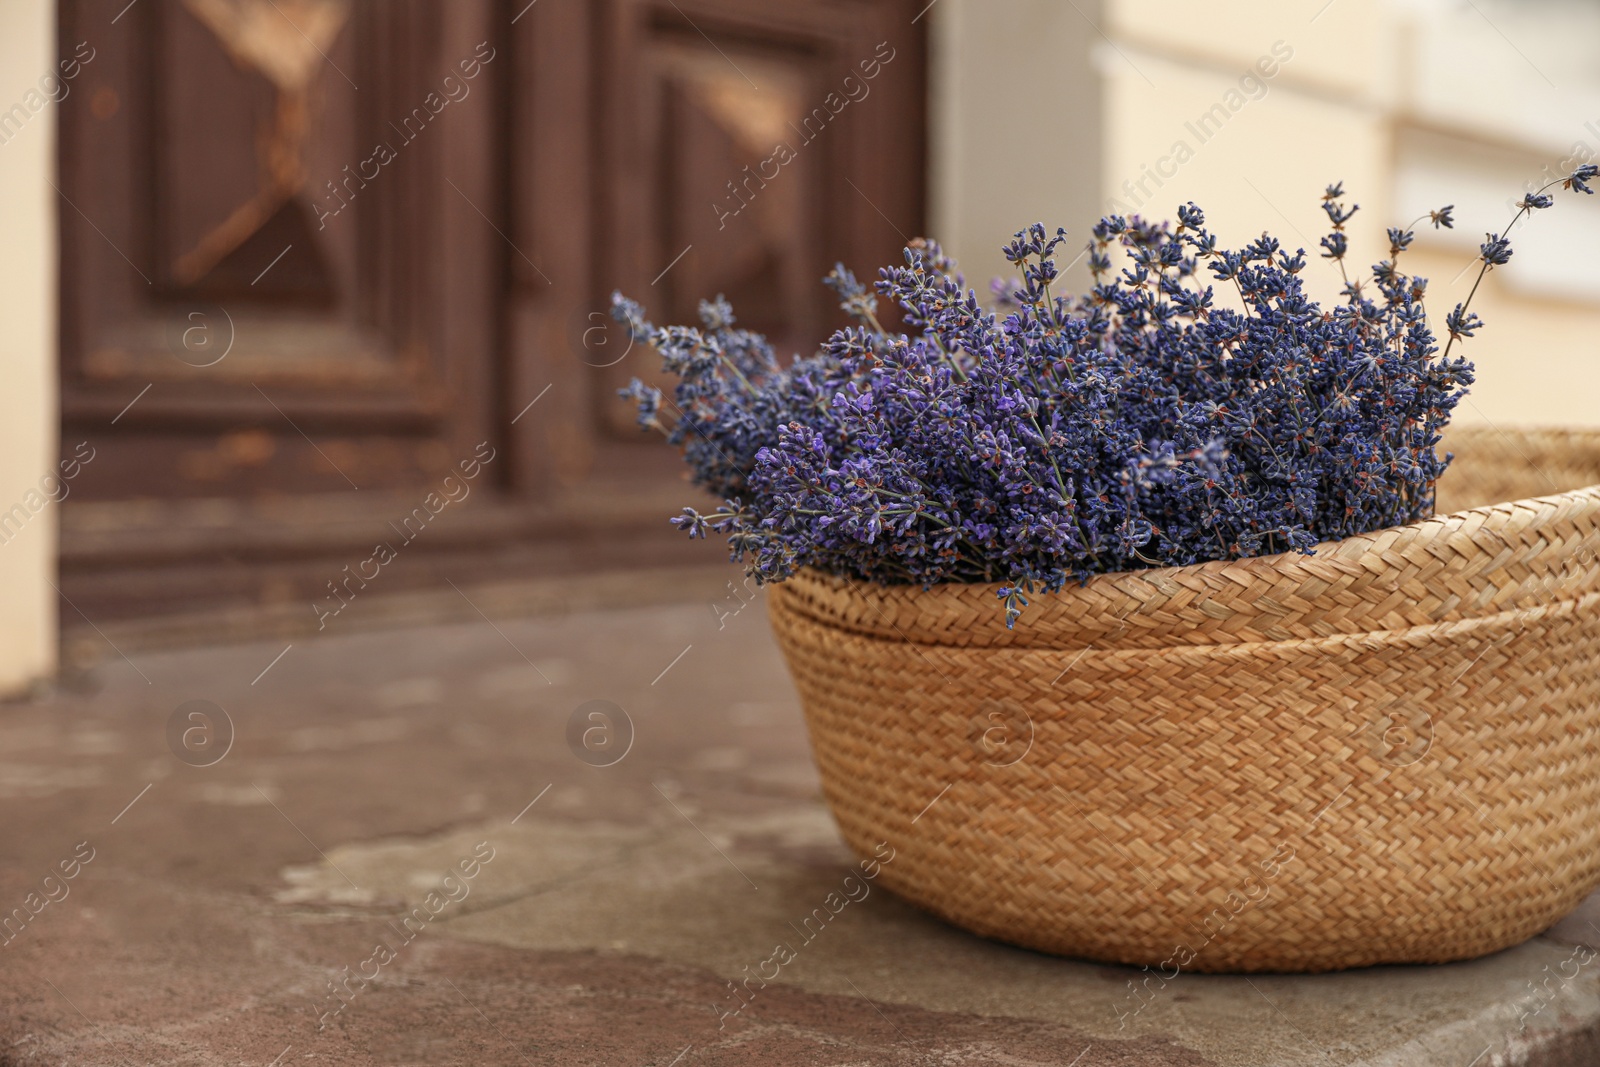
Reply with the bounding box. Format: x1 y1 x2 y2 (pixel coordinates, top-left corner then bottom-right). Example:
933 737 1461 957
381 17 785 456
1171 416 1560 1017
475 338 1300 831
57 0 925 626
509 0 927 485
59 0 502 499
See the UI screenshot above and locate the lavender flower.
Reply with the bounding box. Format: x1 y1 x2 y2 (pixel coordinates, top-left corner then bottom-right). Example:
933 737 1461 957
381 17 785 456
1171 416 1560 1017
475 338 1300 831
617 172 1591 626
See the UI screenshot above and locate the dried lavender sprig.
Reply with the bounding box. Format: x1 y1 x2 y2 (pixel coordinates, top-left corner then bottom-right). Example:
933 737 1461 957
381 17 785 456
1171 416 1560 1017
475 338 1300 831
614 172 1590 626
1440 164 1597 361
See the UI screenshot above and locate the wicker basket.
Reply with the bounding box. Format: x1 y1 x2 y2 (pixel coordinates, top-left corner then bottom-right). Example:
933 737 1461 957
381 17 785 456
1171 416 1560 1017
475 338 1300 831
768 427 1600 973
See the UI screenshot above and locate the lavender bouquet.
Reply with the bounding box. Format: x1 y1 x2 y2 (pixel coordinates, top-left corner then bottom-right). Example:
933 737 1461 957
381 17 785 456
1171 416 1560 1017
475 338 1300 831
617 169 1596 625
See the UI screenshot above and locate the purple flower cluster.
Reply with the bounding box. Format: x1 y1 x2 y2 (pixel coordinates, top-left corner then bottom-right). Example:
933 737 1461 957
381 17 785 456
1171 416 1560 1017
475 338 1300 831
617 170 1595 626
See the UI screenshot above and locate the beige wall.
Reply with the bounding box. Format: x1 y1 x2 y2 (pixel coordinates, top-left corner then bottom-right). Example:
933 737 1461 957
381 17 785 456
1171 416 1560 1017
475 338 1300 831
0 3 59 693
929 0 1103 292
931 0 1600 428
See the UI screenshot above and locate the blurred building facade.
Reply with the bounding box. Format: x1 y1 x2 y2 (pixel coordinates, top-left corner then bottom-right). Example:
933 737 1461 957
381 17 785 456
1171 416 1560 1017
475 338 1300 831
2 0 1598 693
932 0 1600 427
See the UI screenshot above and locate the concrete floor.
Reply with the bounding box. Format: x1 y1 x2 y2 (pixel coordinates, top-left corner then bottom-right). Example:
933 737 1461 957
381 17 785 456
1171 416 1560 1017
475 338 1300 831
2 575 1598 1066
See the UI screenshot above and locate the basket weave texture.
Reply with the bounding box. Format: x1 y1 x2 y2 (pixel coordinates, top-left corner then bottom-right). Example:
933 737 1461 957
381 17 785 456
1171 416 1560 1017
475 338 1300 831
767 427 1600 972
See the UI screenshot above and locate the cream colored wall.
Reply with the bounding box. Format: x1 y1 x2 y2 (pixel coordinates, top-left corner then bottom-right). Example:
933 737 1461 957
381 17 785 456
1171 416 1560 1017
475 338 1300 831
931 0 1600 428
0 3 59 693
928 0 1103 292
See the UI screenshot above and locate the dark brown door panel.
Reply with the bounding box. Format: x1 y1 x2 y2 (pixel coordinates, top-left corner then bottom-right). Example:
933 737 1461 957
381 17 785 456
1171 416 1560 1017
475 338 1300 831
59 0 500 498
57 0 925 625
